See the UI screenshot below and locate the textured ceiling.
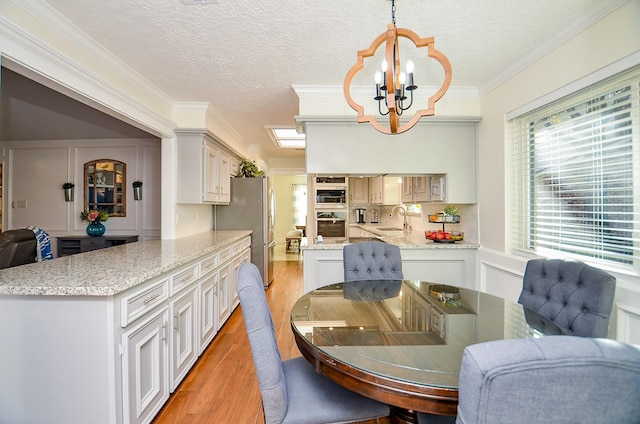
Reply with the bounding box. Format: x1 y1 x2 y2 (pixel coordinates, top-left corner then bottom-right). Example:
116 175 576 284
30 0 624 161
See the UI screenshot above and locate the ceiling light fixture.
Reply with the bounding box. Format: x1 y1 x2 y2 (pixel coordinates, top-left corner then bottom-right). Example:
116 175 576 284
266 127 306 149
343 0 452 135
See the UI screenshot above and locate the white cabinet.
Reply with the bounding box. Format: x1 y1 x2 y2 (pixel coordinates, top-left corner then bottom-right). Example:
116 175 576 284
402 176 430 203
199 272 218 353
303 245 477 294
121 307 170 424
217 259 232 328
176 131 231 204
349 177 369 204
169 286 198 391
369 176 402 205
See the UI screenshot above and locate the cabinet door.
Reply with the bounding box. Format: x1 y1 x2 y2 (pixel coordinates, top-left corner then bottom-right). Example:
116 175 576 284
349 177 369 204
368 176 382 204
121 307 169 424
203 143 220 202
217 262 232 329
169 286 198 391
401 176 414 203
218 150 231 204
413 176 430 202
199 273 218 353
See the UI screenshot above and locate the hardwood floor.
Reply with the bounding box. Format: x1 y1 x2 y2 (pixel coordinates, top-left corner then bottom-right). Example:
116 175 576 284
152 260 304 424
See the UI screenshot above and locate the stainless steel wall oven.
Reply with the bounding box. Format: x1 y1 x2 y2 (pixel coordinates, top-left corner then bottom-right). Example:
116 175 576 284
316 210 347 242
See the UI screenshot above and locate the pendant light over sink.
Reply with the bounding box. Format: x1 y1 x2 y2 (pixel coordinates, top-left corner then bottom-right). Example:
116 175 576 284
343 0 452 135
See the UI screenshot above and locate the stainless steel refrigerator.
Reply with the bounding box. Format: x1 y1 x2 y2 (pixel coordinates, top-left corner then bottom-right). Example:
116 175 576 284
215 177 276 287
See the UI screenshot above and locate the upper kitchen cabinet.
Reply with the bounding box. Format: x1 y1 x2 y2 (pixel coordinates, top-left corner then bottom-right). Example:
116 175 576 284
402 176 429 203
302 120 479 203
369 176 402 205
176 131 231 204
349 177 369 204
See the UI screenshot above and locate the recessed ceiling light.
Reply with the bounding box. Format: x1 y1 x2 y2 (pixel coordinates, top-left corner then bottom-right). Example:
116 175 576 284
265 126 306 150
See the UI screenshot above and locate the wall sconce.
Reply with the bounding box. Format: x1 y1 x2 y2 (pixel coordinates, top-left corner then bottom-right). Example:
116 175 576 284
133 180 142 201
62 182 75 202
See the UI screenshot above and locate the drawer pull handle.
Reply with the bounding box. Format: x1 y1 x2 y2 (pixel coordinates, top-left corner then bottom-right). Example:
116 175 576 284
143 293 161 304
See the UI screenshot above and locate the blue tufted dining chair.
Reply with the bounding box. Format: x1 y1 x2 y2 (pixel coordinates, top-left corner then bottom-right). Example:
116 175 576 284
517 258 616 338
237 263 390 424
420 336 640 424
343 241 403 281
457 336 640 424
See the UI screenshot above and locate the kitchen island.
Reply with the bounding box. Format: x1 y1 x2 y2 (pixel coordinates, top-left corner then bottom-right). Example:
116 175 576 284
303 226 480 293
0 230 251 424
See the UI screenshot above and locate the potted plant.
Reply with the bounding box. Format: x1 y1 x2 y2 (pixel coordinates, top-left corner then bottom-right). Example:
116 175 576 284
80 209 109 237
132 180 143 200
62 182 75 202
237 159 265 178
442 205 459 223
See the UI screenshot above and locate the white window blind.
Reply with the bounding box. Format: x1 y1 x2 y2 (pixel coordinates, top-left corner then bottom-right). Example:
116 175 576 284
510 65 640 273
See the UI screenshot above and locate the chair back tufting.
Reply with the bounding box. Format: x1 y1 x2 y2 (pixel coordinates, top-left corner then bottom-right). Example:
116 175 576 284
456 336 640 424
518 258 615 337
343 241 403 281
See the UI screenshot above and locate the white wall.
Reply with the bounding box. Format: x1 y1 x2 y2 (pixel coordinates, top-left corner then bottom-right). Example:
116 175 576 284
2 138 162 254
476 0 640 344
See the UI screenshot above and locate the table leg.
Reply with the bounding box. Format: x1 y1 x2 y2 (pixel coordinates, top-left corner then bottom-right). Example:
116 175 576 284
390 406 418 424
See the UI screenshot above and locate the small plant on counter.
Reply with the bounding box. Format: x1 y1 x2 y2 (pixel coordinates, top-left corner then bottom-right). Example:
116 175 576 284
237 159 265 178
443 205 458 216
62 182 75 189
132 180 143 188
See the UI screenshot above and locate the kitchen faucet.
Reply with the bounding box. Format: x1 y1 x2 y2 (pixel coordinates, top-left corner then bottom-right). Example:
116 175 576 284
392 205 409 230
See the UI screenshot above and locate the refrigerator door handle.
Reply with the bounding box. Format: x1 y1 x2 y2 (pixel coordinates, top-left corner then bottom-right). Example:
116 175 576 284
267 240 277 248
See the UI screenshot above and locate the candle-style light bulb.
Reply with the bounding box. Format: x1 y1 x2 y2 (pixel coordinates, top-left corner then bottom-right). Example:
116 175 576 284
381 59 388 73
406 60 414 74
405 59 417 91
399 72 407 85
374 71 384 101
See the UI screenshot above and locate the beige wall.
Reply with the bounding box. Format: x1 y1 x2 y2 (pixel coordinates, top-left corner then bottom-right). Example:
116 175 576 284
273 174 307 244
478 0 640 253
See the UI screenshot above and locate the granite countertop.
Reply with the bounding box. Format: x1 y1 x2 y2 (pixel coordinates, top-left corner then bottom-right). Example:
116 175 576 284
0 230 251 297
304 225 480 250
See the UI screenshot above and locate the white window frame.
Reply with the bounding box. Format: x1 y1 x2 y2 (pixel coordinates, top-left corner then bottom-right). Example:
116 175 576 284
508 56 640 276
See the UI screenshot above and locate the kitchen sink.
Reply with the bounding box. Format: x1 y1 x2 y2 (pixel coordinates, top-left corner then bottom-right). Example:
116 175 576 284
376 227 404 232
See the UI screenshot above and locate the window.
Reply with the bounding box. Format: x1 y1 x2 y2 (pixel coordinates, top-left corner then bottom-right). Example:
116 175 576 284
510 65 640 273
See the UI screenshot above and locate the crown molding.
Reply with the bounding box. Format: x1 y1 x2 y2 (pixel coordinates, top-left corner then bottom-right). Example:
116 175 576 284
2 0 176 137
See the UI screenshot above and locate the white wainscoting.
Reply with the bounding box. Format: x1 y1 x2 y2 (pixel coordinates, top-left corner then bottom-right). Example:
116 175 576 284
477 247 640 345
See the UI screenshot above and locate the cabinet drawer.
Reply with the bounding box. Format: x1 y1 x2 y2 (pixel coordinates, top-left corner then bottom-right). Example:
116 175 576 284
81 238 105 251
200 253 219 277
219 246 232 264
170 263 199 296
121 278 169 327
242 237 251 250
232 240 245 256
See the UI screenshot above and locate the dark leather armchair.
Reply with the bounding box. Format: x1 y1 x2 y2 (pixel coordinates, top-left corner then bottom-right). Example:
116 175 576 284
0 229 37 269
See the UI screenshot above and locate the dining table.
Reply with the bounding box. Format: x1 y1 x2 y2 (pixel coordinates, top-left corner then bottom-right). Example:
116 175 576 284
290 279 565 424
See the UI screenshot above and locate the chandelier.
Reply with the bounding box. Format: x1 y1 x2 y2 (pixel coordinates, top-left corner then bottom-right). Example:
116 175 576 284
343 0 452 135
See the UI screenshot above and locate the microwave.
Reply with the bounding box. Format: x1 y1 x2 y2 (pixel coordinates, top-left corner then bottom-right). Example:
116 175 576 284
316 188 347 208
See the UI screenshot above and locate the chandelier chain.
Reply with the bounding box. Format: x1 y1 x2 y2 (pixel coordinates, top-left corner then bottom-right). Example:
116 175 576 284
391 0 396 25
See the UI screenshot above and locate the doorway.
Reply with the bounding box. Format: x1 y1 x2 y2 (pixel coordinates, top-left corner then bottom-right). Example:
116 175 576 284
272 174 307 261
